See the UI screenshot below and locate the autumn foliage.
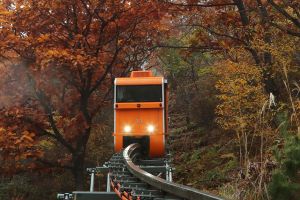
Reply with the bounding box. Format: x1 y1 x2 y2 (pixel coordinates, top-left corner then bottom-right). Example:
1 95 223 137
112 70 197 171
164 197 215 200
159 0 299 199
0 128 42 173
0 0 299 199
0 0 168 189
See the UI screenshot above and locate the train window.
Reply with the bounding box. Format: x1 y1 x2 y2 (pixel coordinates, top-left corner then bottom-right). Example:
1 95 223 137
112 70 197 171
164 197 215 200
116 85 162 102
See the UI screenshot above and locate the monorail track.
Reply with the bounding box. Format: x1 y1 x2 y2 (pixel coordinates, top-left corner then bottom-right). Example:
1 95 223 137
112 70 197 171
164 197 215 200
58 143 223 200
108 143 223 200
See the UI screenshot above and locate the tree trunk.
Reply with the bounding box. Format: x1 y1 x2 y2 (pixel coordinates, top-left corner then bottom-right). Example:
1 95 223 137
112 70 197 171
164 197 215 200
256 0 280 96
72 152 86 190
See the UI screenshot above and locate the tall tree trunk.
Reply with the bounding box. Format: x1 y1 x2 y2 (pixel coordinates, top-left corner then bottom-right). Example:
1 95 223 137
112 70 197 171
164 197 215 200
72 152 86 190
234 0 250 25
234 0 261 64
72 127 91 190
256 0 279 96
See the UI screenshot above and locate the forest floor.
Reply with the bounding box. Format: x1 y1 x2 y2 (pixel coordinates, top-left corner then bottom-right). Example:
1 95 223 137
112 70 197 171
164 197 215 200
167 114 240 198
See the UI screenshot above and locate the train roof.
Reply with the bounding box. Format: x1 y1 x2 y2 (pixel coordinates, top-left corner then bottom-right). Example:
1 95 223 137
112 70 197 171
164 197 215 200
115 71 163 85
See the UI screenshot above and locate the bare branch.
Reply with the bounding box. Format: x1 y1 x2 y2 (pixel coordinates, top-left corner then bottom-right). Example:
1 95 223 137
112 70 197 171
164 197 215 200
165 0 236 7
26 73 75 153
270 22 300 37
152 44 223 51
268 0 300 29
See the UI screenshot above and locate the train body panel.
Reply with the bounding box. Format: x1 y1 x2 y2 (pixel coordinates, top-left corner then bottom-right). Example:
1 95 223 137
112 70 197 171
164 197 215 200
115 105 163 135
113 71 167 158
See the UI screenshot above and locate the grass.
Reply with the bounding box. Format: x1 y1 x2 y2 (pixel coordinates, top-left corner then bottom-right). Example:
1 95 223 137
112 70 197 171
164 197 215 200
170 126 238 191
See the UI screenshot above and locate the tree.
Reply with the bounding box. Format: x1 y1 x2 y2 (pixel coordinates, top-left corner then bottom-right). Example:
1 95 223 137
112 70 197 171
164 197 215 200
165 0 300 95
0 0 168 189
214 60 266 168
158 1 299 198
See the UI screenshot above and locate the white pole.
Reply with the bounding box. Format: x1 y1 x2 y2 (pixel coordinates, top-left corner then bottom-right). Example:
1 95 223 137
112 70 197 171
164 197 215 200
107 173 111 192
169 167 173 182
166 162 169 181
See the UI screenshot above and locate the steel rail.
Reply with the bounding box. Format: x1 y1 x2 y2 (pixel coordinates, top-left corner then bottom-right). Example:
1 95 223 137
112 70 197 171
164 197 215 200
123 143 224 200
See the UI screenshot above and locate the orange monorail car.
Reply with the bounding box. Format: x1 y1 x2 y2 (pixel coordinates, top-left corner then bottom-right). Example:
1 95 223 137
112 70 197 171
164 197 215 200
113 71 168 158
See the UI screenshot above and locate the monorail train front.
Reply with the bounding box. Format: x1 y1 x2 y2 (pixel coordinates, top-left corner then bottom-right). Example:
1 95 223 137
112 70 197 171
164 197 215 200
113 71 168 158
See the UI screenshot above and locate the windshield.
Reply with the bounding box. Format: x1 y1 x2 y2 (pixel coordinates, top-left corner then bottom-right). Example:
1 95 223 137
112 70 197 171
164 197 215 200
116 85 162 102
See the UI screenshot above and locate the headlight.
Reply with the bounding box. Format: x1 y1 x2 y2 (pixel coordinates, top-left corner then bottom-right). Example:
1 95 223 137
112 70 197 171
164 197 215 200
124 125 131 133
147 125 155 133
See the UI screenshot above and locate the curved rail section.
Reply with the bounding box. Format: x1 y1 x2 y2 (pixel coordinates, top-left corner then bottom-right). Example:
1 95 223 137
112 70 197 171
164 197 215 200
109 143 223 200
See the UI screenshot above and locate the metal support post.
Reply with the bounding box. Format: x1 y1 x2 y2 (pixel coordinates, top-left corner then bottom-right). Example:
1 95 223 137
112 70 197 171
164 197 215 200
90 169 95 192
169 166 173 182
107 173 111 192
166 161 169 181
165 158 173 182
